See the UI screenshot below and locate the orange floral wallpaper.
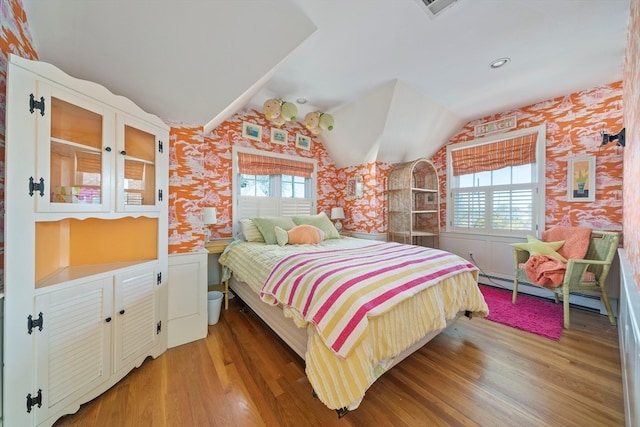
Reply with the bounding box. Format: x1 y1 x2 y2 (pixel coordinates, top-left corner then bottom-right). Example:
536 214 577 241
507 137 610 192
341 162 392 235
431 82 624 239
168 108 341 253
623 0 640 289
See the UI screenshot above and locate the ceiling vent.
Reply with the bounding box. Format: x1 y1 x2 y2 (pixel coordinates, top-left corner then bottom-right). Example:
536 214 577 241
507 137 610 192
415 0 460 19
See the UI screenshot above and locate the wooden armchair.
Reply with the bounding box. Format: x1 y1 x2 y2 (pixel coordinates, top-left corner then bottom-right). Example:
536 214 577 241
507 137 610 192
512 230 620 329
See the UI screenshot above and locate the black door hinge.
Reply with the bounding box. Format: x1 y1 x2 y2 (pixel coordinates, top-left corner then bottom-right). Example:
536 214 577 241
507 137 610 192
158 140 164 153
28 312 44 334
158 189 163 202
26 389 42 413
156 320 162 334
29 94 45 116
29 177 45 197
157 272 162 285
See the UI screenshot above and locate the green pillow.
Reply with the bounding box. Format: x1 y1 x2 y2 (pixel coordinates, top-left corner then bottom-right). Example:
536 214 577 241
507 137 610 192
293 212 340 239
511 235 567 262
251 216 296 245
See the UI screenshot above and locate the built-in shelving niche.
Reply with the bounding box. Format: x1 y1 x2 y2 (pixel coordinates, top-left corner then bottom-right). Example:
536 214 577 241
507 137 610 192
35 217 158 288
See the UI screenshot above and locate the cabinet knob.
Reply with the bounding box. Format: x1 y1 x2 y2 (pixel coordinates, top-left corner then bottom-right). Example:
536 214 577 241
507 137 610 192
120 150 127 156
105 146 112 152
119 309 125 315
105 317 112 323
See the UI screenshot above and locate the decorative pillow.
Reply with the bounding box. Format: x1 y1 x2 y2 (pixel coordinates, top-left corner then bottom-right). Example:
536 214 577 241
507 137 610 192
292 212 341 239
275 225 325 246
239 219 265 242
251 216 297 245
511 235 567 262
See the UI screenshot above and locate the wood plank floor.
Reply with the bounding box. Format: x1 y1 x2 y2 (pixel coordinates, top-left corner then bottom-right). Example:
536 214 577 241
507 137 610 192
55 296 625 427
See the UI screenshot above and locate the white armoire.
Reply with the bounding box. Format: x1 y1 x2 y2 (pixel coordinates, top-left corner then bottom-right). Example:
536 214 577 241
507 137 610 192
3 54 169 427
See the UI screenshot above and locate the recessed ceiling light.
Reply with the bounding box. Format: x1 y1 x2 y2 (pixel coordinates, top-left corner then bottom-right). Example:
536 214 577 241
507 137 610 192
489 57 511 69
296 98 307 104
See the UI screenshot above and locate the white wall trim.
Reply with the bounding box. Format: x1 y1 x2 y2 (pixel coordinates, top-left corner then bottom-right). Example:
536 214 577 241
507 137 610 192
618 248 639 427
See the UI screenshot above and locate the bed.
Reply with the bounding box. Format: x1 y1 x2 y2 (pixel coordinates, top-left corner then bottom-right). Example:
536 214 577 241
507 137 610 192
219 225 488 415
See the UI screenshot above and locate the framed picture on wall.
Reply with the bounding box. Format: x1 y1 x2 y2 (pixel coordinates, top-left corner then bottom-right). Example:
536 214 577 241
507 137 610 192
295 133 312 150
242 121 262 141
567 156 595 202
271 128 288 145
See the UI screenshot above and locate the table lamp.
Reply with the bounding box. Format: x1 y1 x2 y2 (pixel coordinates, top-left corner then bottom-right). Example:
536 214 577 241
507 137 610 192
330 207 345 232
203 207 217 243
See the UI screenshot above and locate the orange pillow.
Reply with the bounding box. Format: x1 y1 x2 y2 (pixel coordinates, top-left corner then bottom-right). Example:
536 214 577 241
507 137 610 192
275 225 325 246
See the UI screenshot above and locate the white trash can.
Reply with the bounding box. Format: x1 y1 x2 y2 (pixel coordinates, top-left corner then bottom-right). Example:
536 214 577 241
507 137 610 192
207 291 223 325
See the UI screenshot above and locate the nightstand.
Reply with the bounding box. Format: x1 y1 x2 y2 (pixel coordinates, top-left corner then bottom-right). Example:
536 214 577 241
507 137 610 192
205 239 231 309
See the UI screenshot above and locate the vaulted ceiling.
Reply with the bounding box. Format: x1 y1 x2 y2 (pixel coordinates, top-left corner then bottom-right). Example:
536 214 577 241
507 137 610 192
23 0 630 167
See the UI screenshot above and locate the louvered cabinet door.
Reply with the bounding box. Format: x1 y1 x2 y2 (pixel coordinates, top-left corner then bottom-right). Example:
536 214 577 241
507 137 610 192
34 277 113 425
113 265 158 373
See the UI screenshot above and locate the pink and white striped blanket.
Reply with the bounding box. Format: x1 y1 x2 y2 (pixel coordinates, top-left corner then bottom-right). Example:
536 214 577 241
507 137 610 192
260 242 477 358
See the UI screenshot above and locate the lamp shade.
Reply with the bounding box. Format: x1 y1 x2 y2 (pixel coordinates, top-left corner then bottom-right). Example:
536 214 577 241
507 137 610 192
331 207 345 220
203 207 217 225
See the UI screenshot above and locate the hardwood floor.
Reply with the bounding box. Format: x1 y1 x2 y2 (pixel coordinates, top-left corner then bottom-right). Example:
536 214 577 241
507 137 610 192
55 296 624 427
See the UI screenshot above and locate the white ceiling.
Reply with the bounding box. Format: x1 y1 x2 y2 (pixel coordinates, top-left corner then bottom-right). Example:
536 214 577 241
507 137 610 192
22 0 630 167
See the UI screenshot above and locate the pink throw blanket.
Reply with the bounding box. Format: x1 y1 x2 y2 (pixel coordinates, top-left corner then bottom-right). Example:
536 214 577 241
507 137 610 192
524 255 566 287
524 226 592 287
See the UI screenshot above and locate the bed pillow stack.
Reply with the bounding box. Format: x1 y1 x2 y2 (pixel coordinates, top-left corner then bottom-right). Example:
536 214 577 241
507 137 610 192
251 216 297 245
292 212 341 239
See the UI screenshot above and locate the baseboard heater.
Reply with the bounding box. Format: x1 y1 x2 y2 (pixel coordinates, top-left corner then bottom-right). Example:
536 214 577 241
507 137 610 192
477 273 605 313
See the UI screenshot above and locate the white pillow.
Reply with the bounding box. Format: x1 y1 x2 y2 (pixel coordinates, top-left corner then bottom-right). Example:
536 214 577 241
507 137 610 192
239 219 265 242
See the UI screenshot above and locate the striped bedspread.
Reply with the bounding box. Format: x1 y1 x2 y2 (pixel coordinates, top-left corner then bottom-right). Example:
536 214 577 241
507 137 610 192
260 242 478 358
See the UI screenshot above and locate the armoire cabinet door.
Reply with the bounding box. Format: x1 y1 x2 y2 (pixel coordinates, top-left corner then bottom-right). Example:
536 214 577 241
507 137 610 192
35 81 115 214
115 114 166 213
113 266 159 373
34 277 113 425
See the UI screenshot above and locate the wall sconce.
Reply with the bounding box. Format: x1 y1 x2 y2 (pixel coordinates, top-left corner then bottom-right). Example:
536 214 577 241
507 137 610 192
263 98 297 127
304 111 335 136
331 207 345 232
203 207 217 243
601 127 625 147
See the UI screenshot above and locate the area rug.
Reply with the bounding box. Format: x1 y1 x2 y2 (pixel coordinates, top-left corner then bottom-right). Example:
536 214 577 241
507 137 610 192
479 285 563 341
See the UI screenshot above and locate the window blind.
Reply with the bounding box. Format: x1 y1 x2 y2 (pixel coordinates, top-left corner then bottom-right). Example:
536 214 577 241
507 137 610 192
238 152 314 178
451 132 537 176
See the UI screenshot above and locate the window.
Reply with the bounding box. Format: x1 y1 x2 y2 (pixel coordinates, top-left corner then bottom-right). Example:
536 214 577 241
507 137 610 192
233 148 317 233
239 174 270 196
447 126 545 237
239 173 309 198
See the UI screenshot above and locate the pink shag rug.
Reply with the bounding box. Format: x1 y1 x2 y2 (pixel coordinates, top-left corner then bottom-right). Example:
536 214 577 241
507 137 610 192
479 285 563 341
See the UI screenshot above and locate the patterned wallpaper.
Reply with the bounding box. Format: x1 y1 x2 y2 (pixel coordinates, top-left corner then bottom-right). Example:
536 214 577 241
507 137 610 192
431 82 624 239
1 0 637 290
623 0 640 289
168 109 342 253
